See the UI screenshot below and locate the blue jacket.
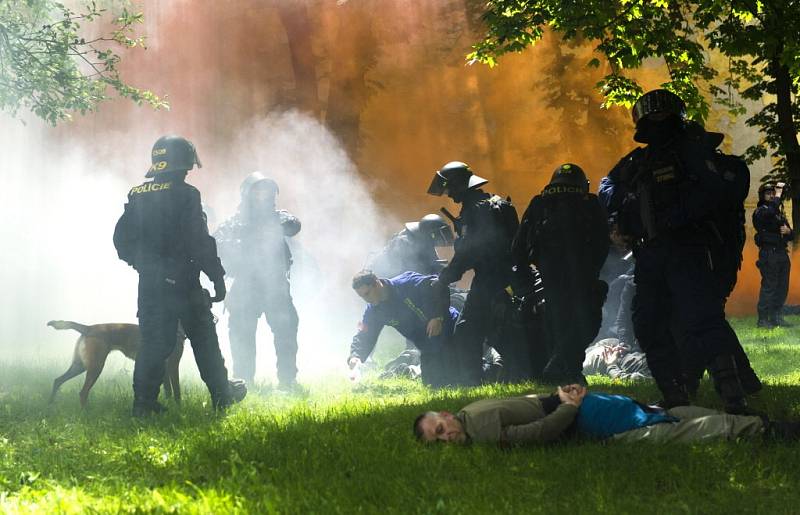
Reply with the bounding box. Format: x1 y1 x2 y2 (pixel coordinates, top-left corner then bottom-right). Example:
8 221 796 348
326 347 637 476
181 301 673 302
577 393 677 439
349 272 458 361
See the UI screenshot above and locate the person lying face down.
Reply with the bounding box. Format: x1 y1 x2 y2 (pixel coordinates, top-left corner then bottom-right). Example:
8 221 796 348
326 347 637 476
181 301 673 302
414 386 800 445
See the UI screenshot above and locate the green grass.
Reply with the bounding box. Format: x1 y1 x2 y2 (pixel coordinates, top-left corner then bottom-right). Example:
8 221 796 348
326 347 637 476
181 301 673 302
0 316 799 513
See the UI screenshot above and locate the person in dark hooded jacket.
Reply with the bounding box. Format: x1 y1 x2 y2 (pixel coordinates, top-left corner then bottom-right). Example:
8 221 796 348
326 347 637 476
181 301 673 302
214 172 301 388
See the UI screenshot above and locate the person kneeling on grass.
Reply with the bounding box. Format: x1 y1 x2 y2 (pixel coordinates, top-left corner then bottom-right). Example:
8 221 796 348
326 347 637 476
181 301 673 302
348 270 457 387
414 385 800 445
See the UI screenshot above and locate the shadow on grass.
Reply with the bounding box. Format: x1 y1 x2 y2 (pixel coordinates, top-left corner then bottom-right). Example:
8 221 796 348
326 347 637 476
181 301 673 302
0 360 800 512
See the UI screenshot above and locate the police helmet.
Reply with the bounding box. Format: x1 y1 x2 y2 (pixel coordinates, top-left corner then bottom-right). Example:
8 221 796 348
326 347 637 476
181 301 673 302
684 120 724 149
547 163 589 193
631 89 687 125
240 171 279 198
405 213 455 246
427 161 488 197
758 182 776 201
146 135 202 178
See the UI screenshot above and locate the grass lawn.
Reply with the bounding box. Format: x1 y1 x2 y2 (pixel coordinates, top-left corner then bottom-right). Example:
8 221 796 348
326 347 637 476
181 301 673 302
0 315 798 514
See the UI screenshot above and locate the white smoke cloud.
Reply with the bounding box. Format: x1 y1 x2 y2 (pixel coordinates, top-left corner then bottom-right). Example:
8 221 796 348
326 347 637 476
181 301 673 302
0 116 140 363
212 110 399 382
0 110 399 386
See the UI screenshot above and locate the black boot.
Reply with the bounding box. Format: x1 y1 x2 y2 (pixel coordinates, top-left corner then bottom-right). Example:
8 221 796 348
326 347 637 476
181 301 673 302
757 311 775 328
653 378 690 409
685 375 701 400
212 379 248 411
277 380 302 394
740 372 764 396
770 312 794 327
541 353 587 386
132 399 167 418
708 354 749 415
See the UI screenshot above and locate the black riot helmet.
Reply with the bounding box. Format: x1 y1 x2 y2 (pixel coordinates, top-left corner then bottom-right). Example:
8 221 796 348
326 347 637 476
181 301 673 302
146 135 202 178
758 182 776 202
427 161 488 200
547 163 589 193
405 213 455 247
632 89 687 125
240 171 279 198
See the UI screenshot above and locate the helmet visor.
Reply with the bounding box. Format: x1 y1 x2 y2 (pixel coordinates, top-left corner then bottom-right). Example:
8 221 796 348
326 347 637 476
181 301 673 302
432 225 455 246
427 173 447 196
632 90 686 125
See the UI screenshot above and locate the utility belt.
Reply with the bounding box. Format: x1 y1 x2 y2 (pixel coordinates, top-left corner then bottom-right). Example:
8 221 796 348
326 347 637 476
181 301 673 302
633 224 711 249
754 231 784 248
136 255 199 287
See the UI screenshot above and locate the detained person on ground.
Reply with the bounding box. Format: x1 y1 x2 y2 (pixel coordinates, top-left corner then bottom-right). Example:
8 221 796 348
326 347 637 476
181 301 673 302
414 385 800 446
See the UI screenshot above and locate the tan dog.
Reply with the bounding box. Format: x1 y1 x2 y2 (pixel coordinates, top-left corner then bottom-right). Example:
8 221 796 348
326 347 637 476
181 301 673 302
48 320 185 407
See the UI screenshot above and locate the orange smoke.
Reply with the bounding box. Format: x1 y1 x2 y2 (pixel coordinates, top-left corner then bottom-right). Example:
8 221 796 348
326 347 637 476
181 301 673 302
728 237 799 316
55 0 794 315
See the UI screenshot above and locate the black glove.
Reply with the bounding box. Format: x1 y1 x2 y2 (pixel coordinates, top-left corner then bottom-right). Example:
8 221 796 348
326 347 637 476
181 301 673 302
211 277 226 303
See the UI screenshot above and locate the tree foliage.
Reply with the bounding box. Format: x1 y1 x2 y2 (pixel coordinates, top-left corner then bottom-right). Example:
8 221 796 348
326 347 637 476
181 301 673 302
468 1 800 231
0 0 167 124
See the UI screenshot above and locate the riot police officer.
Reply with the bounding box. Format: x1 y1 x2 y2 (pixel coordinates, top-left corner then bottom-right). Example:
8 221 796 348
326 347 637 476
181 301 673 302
753 182 793 327
513 164 610 384
367 214 454 278
680 122 762 396
602 89 751 413
114 135 246 416
427 161 522 386
214 172 301 389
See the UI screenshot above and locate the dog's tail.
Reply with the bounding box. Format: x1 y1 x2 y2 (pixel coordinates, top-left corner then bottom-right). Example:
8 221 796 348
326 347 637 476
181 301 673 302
47 320 91 335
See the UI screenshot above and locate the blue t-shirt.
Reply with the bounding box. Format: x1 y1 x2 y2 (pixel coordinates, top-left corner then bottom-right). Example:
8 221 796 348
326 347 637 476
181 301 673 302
576 393 678 439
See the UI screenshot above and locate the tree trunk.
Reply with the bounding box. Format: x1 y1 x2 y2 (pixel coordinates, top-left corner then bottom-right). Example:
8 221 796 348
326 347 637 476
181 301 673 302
277 0 321 118
772 58 800 241
462 0 504 187
324 1 378 160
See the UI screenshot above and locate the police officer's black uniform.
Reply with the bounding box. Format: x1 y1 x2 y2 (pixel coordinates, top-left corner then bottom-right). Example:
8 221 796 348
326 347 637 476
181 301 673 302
427 161 523 386
367 214 455 354
681 127 762 396
114 135 244 415
602 90 751 413
368 214 454 278
753 183 793 327
214 172 301 388
513 164 610 384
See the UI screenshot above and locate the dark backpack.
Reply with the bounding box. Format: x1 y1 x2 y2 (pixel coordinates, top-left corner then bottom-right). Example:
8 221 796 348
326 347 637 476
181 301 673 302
708 151 750 299
525 192 608 276
481 194 520 243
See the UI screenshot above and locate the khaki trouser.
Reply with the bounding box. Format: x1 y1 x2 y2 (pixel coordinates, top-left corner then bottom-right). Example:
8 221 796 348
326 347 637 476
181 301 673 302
612 406 764 443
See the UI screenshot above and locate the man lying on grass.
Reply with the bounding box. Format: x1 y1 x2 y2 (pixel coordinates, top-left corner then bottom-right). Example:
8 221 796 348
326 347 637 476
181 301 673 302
414 385 800 445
